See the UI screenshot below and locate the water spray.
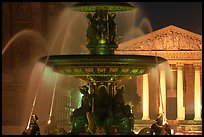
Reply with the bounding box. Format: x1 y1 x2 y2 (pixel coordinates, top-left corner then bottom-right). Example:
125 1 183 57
26 17 70 129
2 29 45 55
47 74 58 124
47 25 71 124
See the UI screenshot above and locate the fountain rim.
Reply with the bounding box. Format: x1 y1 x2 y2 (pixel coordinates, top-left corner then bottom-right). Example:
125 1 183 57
39 54 167 66
71 2 135 12
39 54 167 82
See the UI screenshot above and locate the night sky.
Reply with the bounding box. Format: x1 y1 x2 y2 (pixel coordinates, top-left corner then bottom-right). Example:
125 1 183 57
132 2 202 35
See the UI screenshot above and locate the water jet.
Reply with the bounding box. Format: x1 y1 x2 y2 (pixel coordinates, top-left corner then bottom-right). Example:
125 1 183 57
39 2 167 135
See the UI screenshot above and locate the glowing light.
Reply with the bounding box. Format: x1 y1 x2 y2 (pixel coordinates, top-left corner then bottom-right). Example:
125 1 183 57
99 39 106 44
42 67 57 84
47 119 51 124
162 115 167 125
171 129 174 135
77 92 83 108
142 74 150 120
194 67 201 120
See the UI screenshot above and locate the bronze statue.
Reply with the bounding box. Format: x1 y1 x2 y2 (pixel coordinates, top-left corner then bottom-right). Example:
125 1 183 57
151 113 171 135
108 13 116 43
113 85 126 111
22 114 40 135
87 13 98 45
79 85 94 134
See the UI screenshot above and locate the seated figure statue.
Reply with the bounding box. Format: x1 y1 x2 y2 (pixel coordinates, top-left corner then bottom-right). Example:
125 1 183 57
70 85 94 135
113 85 126 112
151 113 171 135
22 114 40 135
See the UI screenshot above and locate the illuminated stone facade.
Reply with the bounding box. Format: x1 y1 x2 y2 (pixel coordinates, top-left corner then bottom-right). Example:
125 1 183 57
117 25 202 132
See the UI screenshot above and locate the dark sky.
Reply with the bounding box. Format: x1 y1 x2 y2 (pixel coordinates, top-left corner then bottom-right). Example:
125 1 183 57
132 2 202 35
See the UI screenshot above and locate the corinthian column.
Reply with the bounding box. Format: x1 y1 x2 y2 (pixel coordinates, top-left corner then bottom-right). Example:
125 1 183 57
176 63 185 120
142 74 150 120
193 63 202 120
159 69 166 117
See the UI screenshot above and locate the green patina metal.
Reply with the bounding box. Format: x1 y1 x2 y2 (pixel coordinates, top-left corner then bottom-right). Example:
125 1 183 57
72 2 134 12
40 54 165 83
39 2 167 135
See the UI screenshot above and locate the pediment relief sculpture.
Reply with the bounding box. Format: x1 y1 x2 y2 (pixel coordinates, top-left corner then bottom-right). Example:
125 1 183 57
118 25 202 51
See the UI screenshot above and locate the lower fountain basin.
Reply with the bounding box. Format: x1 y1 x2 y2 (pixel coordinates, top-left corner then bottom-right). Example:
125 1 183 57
39 54 167 83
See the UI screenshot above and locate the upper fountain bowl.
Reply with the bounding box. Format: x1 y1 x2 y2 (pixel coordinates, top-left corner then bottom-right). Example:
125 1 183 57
72 2 134 12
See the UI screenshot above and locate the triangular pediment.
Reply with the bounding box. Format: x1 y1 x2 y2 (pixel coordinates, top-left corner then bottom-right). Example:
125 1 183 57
118 25 202 51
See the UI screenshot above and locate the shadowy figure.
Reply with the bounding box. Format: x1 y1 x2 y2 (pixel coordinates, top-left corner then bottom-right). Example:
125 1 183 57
87 13 98 45
113 85 125 112
70 85 94 135
22 114 40 135
124 104 134 132
93 86 110 129
80 85 92 113
80 85 94 134
109 125 120 135
151 113 171 135
97 10 108 44
108 13 116 43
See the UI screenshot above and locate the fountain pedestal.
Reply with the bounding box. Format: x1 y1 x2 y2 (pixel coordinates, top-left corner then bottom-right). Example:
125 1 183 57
40 2 167 135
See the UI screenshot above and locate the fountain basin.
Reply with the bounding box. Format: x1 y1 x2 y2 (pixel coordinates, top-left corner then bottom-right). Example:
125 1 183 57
40 54 166 83
72 2 134 12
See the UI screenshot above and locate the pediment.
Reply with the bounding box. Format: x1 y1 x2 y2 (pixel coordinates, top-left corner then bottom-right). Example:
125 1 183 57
118 25 202 51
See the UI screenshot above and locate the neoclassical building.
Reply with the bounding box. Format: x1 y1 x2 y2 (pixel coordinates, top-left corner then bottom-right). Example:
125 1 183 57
2 3 202 134
117 25 202 132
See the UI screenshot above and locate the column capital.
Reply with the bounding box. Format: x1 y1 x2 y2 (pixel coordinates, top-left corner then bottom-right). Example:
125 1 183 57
176 62 184 69
193 63 202 70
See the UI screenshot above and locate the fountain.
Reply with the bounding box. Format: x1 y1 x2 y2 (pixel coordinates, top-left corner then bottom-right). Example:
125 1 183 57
39 2 167 135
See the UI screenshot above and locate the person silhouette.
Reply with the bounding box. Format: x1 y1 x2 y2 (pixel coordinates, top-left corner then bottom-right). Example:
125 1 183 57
22 114 40 135
151 113 171 135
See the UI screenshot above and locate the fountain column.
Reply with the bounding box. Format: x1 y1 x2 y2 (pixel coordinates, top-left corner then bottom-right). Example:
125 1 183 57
176 63 185 120
193 63 202 120
142 74 150 120
159 69 166 117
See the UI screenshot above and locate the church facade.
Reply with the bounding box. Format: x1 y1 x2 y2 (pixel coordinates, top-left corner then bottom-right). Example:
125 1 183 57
117 25 202 133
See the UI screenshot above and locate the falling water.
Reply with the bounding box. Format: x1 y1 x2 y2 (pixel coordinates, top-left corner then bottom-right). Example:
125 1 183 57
24 9 76 125
46 8 88 55
24 63 57 132
48 74 58 124
25 64 58 129
125 8 174 118
46 12 81 123
117 9 153 43
116 3 173 121
23 7 89 132
46 8 89 125
2 29 46 56
139 17 153 33
2 29 47 134
23 62 44 130
2 4 80 135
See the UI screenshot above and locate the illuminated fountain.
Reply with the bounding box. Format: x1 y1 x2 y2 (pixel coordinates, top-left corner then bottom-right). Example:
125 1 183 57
39 2 167 135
